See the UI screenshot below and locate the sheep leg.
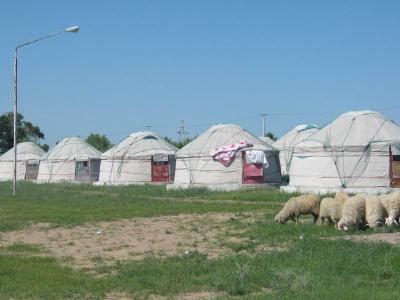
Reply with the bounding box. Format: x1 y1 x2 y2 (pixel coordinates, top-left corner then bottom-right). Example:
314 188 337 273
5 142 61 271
320 216 325 225
296 216 300 224
312 214 318 224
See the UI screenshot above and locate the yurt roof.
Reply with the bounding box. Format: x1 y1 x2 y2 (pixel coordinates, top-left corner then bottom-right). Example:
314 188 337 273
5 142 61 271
177 124 276 157
259 136 276 146
297 110 400 148
273 124 319 150
41 137 101 161
0 142 45 161
102 131 177 159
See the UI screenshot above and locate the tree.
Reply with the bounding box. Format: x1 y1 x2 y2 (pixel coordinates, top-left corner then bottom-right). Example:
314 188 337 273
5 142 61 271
0 112 45 154
86 133 113 152
265 132 277 141
39 144 49 152
164 136 195 149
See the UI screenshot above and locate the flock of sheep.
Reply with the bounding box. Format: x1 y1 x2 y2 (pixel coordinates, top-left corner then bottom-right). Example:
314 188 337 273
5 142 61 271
275 192 400 230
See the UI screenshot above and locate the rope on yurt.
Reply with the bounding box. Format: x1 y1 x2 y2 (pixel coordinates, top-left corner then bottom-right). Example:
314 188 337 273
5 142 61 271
342 117 389 187
325 115 389 188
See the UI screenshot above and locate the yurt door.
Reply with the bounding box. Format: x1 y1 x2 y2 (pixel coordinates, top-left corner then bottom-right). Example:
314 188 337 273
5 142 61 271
75 160 90 181
390 146 400 188
89 159 101 181
25 161 39 180
152 154 170 182
242 152 264 184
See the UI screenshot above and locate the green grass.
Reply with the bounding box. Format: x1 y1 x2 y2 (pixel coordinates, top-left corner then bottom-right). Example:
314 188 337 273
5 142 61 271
1 239 400 299
0 182 281 232
1 182 400 299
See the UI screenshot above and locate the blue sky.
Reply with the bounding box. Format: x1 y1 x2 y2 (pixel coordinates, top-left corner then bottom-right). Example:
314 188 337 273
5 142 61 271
0 1 399 146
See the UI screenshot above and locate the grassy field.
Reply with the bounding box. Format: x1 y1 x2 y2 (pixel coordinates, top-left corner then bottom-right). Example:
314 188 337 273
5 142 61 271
1 182 400 299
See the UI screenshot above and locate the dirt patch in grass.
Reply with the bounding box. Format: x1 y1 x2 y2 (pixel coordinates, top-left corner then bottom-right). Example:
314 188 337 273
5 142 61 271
341 232 400 244
0 212 263 270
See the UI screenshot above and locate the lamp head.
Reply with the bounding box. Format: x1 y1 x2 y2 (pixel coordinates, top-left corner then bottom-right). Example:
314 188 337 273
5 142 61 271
65 26 79 33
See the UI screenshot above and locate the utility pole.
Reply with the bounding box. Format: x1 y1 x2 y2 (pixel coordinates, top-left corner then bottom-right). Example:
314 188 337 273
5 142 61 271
144 125 152 131
260 113 267 137
177 120 188 143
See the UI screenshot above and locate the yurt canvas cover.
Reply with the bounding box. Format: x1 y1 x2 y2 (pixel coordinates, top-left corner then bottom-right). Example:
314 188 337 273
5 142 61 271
273 124 319 175
171 124 281 190
0 142 45 180
259 136 276 146
37 137 101 182
288 111 400 192
99 132 177 184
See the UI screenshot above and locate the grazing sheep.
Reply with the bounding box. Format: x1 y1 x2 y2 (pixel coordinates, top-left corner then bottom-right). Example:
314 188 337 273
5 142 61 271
365 195 386 228
337 194 366 231
319 197 335 225
275 194 320 224
318 193 348 226
380 192 400 226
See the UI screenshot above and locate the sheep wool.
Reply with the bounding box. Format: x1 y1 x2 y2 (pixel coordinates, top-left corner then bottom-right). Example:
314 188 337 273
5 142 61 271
379 192 400 226
318 193 348 225
334 191 349 202
318 197 335 225
275 194 320 224
365 195 386 228
337 194 366 231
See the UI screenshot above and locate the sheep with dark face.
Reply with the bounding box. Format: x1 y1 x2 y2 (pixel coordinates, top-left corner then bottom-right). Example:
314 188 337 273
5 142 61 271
275 194 320 224
337 194 366 231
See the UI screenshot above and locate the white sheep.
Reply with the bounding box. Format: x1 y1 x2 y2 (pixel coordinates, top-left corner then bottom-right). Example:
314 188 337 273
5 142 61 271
380 192 400 226
334 191 349 202
318 192 348 226
319 197 335 225
365 195 386 228
275 194 320 224
337 194 366 231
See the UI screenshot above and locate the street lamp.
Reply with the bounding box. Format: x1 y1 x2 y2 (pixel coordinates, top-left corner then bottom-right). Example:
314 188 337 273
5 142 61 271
13 26 79 195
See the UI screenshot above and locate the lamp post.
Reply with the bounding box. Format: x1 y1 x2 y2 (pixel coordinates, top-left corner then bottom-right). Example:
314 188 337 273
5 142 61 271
13 26 79 195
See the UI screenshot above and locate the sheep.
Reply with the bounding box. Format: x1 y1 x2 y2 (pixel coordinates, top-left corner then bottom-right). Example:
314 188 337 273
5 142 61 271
365 195 386 228
275 194 320 224
318 193 348 226
337 194 366 231
334 191 349 202
380 192 400 226
318 197 335 225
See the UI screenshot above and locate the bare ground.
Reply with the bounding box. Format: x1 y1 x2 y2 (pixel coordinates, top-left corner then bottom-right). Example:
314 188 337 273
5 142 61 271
0 212 262 270
342 232 400 244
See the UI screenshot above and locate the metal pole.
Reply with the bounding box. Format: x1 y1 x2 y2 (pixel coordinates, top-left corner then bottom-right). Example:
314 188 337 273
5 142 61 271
260 114 266 137
13 49 18 195
11 26 79 196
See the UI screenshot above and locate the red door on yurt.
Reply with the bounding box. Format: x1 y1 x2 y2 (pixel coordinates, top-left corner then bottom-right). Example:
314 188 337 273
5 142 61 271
390 146 400 188
242 152 264 184
152 155 170 182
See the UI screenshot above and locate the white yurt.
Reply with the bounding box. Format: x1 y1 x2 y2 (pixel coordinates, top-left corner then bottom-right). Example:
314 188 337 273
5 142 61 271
98 131 177 185
169 124 282 190
37 137 101 182
285 111 400 194
273 124 319 175
0 142 45 181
